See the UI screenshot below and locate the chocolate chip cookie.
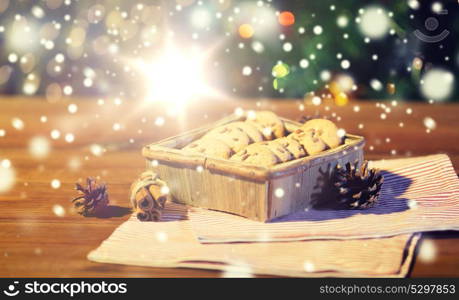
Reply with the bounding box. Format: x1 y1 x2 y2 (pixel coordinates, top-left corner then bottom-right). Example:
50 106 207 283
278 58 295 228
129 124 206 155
182 138 233 159
301 119 342 149
205 125 250 153
246 111 285 139
227 121 264 143
289 128 327 155
259 141 293 163
273 137 306 159
230 143 279 167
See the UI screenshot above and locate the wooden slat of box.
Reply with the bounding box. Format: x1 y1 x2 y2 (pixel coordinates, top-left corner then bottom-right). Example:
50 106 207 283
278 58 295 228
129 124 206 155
142 115 365 222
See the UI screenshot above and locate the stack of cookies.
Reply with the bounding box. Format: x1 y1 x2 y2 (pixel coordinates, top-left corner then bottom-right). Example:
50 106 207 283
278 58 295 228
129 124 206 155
182 111 343 167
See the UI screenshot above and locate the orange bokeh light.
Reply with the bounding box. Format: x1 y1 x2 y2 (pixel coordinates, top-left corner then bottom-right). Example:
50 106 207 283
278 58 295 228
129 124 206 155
330 81 350 106
238 24 254 39
278 11 295 26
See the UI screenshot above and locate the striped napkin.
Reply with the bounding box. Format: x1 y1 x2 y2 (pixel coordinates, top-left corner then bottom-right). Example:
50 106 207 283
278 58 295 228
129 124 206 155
189 154 459 243
87 154 455 277
88 203 420 277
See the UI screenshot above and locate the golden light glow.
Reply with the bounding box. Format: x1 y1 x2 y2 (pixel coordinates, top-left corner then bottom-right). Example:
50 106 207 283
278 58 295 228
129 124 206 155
134 43 216 107
330 81 350 106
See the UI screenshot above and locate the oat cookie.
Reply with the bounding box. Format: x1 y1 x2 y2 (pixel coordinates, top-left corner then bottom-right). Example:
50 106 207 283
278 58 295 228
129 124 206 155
231 143 279 167
205 125 250 153
301 119 342 149
246 111 285 139
273 137 306 159
258 141 293 163
289 128 327 155
182 138 233 159
227 121 264 143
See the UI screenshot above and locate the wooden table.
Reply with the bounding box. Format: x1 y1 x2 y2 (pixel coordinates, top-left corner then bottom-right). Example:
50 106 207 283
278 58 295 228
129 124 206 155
1 97 458 277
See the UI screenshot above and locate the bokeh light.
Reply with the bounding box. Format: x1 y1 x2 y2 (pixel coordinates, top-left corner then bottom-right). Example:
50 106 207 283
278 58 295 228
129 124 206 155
418 240 437 263
272 63 289 78
238 24 254 39
278 11 295 27
420 69 454 101
358 7 390 39
29 136 51 160
0 159 16 194
190 8 212 29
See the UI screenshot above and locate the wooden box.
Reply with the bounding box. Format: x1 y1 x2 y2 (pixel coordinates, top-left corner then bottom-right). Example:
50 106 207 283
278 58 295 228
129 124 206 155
142 114 365 222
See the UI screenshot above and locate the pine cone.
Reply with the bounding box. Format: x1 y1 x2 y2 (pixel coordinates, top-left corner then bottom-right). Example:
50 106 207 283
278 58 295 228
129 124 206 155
71 177 109 216
333 161 384 209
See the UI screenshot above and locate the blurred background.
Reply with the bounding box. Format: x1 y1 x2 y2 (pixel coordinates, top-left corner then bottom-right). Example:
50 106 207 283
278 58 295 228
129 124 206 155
0 0 457 103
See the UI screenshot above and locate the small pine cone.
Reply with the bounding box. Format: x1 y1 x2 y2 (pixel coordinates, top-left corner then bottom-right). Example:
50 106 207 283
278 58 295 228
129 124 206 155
71 177 109 216
333 160 384 209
